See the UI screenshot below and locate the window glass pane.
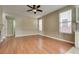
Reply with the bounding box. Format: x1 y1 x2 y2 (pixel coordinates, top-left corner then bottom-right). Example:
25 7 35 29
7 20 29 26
59 22 72 33
38 19 42 31
59 9 72 22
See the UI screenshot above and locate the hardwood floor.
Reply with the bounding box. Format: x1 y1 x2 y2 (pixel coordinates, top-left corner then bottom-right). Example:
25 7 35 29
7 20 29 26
0 35 74 54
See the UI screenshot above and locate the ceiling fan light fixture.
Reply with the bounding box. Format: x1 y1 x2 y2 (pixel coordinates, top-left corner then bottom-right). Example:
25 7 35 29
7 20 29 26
27 5 43 14
32 9 37 12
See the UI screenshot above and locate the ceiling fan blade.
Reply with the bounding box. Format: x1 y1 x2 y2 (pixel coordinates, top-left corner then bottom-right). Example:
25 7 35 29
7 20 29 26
37 5 40 8
27 9 32 11
33 5 36 9
27 5 32 8
37 9 42 12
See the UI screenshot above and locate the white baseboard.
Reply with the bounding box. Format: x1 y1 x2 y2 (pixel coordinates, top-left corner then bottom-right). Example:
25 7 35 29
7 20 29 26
0 36 6 43
39 34 74 44
15 33 74 44
7 34 14 37
15 33 39 37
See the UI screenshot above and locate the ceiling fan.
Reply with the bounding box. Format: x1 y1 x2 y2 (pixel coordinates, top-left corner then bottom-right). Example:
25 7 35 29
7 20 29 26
27 5 43 14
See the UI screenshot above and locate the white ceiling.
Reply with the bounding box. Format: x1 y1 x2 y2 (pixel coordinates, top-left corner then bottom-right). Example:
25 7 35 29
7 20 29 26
2 5 66 18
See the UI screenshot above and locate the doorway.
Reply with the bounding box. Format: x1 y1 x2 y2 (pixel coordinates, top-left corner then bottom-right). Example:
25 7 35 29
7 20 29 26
6 16 15 37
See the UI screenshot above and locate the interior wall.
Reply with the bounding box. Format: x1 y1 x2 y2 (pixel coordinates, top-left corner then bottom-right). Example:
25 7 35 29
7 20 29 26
1 12 7 39
42 5 76 42
42 11 59 38
0 6 2 31
0 6 3 42
15 16 38 37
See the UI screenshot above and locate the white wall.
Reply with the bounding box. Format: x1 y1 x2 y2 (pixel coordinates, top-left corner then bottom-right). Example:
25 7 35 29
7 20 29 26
0 9 8 42
15 16 38 37
1 12 7 40
0 6 3 42
0 6 2 25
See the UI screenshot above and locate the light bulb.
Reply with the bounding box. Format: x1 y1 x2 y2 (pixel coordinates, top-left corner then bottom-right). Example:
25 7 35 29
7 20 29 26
33 9 37 12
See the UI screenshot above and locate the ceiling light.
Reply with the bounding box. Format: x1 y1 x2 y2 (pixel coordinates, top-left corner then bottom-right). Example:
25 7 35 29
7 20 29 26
27 5 43 14
33 9 37 12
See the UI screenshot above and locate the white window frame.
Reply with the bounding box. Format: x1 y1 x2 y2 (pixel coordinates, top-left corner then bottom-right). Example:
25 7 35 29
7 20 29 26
59 9 72 33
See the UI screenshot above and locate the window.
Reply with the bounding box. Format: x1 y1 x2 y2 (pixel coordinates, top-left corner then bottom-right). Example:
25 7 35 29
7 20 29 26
38 19 42 32
59 9 72 33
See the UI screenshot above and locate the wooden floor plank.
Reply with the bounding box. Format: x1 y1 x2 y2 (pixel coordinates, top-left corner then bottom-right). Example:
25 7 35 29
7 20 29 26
0 35 74 54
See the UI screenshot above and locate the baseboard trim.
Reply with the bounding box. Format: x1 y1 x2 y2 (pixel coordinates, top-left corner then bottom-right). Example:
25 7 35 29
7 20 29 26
39 34 74 44
0 37 5 43
15 33 39 38
0 36 6 43
15 33 74 44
